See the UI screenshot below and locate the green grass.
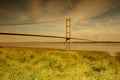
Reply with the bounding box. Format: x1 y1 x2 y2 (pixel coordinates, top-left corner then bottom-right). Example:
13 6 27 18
0 46 120 80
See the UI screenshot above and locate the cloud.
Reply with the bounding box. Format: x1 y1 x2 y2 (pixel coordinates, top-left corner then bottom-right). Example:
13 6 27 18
0 0 29 22
0 0 120 42
0 0 120 22
68 0 120 18
17 0 120 22
72 25 120 41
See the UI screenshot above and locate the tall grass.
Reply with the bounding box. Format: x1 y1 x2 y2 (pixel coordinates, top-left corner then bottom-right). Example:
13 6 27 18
0 47 120 80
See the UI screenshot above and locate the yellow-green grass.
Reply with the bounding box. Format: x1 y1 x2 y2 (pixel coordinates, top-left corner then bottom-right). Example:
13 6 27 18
0 46 120 80
115 52 120 63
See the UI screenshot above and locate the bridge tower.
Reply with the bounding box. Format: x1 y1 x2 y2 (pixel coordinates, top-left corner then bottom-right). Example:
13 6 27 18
66 18 71 50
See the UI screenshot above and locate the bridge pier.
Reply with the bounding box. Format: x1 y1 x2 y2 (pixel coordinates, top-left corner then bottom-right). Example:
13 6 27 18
66 18 71 50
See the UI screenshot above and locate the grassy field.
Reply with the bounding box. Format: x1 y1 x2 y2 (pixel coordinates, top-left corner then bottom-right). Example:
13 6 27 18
0 47 120 80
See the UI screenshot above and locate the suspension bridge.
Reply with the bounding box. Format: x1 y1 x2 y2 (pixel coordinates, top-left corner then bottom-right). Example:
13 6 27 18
0 18 95 50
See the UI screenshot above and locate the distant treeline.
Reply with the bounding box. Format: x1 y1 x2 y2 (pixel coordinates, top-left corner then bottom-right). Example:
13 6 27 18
73 41 120 43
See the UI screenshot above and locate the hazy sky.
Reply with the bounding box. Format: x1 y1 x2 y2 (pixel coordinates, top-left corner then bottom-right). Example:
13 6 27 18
0 0 120 42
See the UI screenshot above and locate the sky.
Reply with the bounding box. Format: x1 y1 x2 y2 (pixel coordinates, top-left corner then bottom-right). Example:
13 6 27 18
0 0 120 42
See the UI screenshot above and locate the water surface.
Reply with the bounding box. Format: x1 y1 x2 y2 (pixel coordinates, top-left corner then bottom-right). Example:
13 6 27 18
0 42 120 56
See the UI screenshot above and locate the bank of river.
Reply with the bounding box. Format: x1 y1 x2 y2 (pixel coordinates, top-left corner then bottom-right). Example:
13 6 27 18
0 42 120 56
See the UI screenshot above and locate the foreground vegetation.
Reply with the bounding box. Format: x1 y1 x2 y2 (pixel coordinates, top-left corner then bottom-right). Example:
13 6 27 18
0 47 120 80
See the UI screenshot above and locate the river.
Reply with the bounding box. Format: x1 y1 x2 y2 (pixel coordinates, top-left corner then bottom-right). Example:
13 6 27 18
0 42 120 56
